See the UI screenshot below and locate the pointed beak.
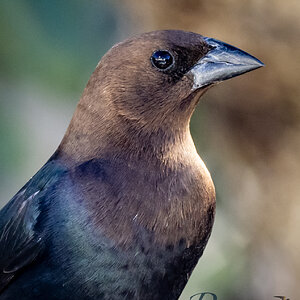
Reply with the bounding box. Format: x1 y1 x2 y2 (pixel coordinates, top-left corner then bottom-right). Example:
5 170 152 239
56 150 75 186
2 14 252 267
187 37 264 90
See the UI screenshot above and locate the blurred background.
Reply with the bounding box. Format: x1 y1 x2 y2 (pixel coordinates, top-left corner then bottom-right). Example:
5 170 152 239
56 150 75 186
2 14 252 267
0 0 299 299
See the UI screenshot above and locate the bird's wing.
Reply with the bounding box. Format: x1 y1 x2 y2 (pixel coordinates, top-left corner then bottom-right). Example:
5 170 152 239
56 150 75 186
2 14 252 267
0 186 43 292
0 160 65 293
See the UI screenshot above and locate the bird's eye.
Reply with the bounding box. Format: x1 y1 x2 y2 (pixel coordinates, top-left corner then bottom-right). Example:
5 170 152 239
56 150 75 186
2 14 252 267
151 50 174 70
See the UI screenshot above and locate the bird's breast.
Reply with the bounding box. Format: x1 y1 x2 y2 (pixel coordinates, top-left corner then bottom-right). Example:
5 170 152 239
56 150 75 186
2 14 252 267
71 156 216 250
50 156 216 299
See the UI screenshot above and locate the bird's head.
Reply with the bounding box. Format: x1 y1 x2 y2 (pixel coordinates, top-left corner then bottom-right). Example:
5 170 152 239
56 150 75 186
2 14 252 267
82 30 263 131
61 30 263 161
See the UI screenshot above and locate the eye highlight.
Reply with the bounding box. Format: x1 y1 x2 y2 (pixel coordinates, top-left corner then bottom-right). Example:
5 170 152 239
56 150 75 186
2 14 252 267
151 50 174 70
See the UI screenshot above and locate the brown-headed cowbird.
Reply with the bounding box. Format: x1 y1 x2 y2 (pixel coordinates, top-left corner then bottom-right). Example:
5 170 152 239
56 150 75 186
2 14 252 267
0 30 263 300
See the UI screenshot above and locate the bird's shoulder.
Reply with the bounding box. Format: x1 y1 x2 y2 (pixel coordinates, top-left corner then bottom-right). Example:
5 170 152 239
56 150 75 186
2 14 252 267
0 159 67 293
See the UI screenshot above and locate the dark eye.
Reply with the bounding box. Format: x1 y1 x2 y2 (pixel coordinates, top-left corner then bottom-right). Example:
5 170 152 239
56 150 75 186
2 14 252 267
151 50 174 70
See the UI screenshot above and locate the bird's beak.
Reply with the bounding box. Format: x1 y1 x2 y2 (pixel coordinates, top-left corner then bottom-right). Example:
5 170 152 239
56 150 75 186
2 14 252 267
188 37 264 90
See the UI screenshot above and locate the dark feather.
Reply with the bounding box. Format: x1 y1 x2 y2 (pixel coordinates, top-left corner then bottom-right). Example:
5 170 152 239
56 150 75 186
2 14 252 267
0 160 66 293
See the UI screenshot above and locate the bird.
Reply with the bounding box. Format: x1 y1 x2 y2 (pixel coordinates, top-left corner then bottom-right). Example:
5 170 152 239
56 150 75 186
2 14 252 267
0 30 263 300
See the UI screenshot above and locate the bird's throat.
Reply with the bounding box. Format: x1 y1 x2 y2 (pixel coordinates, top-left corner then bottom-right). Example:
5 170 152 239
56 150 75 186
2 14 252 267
57 101 196 169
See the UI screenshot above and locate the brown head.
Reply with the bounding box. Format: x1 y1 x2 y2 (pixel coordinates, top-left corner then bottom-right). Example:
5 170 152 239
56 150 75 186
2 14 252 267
58 30 263 163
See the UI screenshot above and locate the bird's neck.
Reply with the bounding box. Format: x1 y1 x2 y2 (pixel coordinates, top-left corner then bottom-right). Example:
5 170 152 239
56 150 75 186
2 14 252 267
57 99 197 168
